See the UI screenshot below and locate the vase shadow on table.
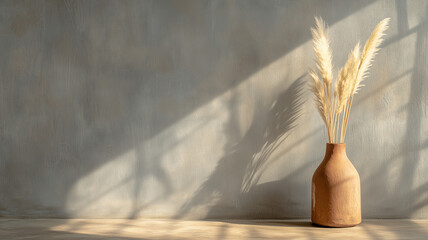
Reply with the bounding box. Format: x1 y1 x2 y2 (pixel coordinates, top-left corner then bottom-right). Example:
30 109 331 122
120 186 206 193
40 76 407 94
175 75 309 219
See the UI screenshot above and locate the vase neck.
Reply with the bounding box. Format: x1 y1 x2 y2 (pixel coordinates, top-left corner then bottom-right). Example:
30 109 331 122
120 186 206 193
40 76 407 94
323 143 347 161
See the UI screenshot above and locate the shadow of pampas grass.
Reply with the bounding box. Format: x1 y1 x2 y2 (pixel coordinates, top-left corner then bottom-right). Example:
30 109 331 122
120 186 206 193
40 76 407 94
175 75 306 219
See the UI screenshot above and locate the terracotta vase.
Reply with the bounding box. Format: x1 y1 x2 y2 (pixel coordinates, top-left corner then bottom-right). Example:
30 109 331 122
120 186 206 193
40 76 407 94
311 143 361 227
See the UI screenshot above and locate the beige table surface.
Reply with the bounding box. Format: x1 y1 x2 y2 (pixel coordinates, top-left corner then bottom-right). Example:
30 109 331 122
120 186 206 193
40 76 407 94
1 218 428 239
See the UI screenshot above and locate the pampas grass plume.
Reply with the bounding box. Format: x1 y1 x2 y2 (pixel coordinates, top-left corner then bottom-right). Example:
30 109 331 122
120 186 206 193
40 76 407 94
310 17 389 143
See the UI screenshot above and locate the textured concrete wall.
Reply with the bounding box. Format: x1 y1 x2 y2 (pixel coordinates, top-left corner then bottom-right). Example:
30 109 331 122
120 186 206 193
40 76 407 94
0 0 427 219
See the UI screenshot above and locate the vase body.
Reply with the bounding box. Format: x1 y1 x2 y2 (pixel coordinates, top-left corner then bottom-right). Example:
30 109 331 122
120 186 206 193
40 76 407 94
311 143 361 227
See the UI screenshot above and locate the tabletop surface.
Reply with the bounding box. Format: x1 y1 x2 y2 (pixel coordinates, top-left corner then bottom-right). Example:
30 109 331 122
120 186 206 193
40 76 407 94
1 218 428 239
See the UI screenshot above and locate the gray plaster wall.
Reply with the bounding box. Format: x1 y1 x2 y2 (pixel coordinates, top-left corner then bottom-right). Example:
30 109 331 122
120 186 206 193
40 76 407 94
0 0 427 219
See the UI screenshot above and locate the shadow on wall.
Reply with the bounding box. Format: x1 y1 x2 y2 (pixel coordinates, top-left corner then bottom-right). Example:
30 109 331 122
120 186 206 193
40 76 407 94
0 0 374 218
398 1 428 218
176 76 306 219
352 0 428 219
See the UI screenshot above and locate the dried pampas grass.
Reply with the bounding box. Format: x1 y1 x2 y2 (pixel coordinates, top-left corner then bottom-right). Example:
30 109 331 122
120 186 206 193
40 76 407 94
310 17 389 143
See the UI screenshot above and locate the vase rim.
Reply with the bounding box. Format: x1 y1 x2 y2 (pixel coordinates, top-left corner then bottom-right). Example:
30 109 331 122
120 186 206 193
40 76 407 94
326 143 346 145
